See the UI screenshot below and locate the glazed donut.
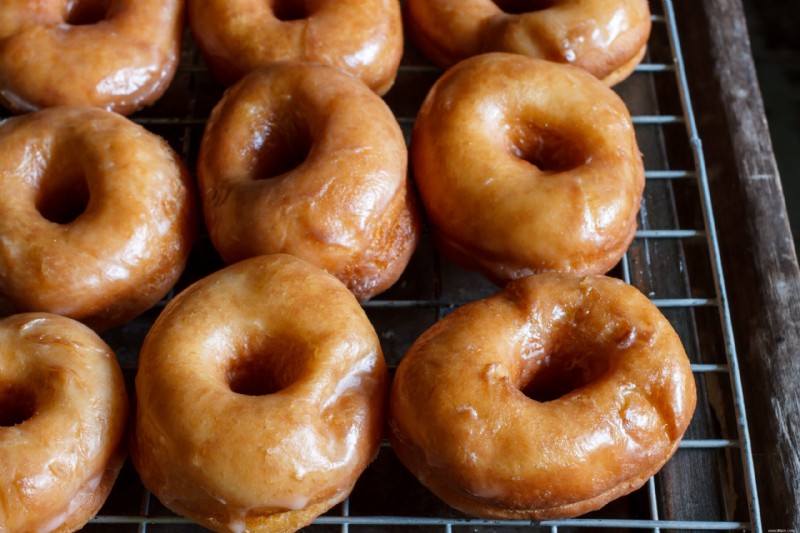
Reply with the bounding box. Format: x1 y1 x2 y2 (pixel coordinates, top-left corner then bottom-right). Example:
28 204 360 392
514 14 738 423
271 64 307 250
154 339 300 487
389 273 696 520
188 0 403 94
132 254 388 533
0 106 196 331
0 313 128 532
0 0 184 115
198 62 420 301
411 53 644 283
405 0 651 85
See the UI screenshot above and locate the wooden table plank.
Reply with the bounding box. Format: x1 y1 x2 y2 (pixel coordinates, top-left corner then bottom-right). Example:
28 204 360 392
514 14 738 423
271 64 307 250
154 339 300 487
676 0 800 528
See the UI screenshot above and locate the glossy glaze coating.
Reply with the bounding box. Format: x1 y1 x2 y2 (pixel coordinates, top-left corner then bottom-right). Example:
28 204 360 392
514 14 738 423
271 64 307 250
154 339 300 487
405 0 651 85
188 0 403 94
389 273 696 520
0 313 128 532
132 255 388 533
0 0 184 115
0 106 197 331
198 63 420 301
411 54 644 283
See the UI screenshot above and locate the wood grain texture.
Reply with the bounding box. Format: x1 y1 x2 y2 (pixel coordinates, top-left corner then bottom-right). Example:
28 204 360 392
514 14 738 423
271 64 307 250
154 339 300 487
676 0 800 528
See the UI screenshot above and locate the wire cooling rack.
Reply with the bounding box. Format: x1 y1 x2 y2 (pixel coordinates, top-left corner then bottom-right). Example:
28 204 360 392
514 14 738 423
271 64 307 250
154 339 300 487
10 0 756 531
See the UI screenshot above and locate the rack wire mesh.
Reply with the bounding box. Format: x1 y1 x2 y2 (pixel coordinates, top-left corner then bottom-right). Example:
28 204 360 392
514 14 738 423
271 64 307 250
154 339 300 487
0 0 761 530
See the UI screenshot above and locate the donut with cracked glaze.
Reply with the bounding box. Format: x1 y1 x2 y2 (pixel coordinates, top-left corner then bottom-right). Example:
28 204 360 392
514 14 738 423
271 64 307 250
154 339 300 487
198 62 420 301
0 313 128 532
188 0 403 95
0 0 184 115
132 254 388 533
411 53 644 283
405 0 651 85
389 272 696 520
0 106 197 331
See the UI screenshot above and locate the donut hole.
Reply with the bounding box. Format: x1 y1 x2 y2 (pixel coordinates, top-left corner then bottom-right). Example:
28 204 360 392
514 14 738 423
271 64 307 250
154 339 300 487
508 125 587 173
64 0 111 25
521 350 611 403
270 0 310 21
252 114 313 179
227 343 306 396
0 385 36 427
492 0 558 14
36 168 90 224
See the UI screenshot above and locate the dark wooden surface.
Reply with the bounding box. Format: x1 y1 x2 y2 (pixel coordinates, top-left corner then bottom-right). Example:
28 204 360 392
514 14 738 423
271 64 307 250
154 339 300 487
677 0 800 528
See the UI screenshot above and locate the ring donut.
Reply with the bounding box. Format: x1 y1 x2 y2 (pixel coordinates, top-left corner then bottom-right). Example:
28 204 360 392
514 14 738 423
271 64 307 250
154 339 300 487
198 62 420 301
188 0 403 94
405 0 651 85
411 53 644 283
0 0 184 115
389 273 697 520
0 313 128 532
0 106 197 331
132 254 388 533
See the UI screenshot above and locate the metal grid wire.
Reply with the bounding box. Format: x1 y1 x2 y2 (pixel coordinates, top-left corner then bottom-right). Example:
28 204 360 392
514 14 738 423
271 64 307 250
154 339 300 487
62 0 761 531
